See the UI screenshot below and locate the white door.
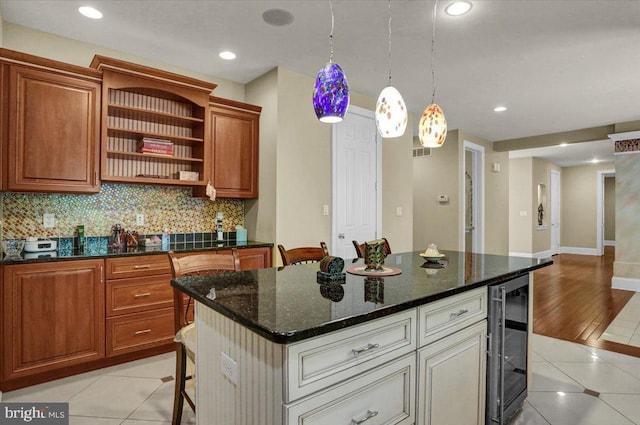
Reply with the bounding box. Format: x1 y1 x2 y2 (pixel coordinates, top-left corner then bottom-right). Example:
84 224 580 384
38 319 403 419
332 106 381 259
550 169 560 255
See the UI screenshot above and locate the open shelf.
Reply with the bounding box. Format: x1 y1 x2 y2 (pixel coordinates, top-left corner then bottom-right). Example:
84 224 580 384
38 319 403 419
101 175 207 186
106 150 204 163
106 127 204 144
107 103 204 127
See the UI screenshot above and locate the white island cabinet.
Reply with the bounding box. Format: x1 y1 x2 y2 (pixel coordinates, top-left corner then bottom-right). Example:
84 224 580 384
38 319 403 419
194 286 487 425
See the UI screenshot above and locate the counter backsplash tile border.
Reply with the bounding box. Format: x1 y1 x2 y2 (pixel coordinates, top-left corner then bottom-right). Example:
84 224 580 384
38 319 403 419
1 183 244 239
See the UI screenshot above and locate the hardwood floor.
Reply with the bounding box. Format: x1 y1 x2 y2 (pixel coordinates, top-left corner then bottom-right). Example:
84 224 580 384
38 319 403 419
533 246 640 357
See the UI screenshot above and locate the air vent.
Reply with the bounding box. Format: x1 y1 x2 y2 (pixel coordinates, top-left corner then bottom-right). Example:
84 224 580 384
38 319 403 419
413 147 432 158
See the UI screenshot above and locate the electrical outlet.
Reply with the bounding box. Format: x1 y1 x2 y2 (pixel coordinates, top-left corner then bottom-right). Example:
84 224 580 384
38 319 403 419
396 206 403 217
221 352 238 385
43 213 55 228
136 213 145 226
323 205 329 216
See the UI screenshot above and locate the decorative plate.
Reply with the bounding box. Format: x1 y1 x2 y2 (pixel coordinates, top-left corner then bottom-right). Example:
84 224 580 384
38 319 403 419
346 265 402 277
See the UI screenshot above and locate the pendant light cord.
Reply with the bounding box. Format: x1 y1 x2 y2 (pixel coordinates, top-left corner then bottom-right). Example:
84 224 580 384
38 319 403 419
387 0 392 86
329 0 335 63
431 0 438 104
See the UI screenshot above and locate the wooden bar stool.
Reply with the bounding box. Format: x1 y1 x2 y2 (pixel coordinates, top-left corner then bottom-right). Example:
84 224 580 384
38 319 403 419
168 250 240 425
277 242 329 265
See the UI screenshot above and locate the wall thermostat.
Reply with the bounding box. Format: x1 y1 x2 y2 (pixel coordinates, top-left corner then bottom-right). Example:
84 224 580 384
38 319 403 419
438 195 449 203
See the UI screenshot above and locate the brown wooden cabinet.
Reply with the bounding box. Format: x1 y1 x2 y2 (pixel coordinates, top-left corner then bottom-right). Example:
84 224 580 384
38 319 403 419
1 259 105 384
1 49 102 193
237 246 273 270
105 255 175 357
208 97 261 198
91 56 216 188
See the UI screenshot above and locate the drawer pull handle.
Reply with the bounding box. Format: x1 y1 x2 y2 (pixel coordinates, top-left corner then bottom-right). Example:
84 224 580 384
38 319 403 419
133 265 152 269
134 292 152 298
352 343 379 357
134 329 152 335
351 410 379 424
450 309 469 319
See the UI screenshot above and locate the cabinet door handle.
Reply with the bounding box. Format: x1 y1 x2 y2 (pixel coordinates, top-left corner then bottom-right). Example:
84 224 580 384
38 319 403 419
134 329 152 335
450 309 469 319
352 343 379 357
133 264 151 269
351 410 379 424
134 292 151 298
100 265 104 283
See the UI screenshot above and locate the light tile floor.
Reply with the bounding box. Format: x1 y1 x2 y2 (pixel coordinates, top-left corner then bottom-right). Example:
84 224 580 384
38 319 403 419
600 292 640 347
1 334 640 424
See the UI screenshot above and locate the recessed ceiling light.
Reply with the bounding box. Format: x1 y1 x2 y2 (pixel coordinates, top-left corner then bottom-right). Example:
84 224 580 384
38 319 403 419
494 106 507 112
445 1 473 16
219 51 236 60
262 8 295 26
559 142 569 147
557 391 566 396
591 158 600 163
78 6 103 19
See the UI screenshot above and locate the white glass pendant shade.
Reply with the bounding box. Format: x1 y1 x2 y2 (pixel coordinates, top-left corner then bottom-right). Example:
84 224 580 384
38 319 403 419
418 103 447 147
375 86 407 138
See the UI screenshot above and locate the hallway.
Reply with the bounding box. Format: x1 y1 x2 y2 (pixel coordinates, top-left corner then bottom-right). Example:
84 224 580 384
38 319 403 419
533 247 640 357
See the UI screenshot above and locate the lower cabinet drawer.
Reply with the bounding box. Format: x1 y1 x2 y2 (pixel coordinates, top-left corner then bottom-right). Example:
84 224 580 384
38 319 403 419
284 353 415 425
106 308 174 357
418 287 487 346
106 275 173 317
285 309 417 402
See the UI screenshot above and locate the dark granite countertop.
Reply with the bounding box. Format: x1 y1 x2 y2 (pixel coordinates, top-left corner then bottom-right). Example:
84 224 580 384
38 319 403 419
171 250 552 344
0 240 273 265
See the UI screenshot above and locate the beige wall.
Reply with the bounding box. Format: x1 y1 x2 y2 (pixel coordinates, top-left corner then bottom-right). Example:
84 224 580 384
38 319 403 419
561 162 615 249
412 130 509 255
2 23 244 101
604 176 615 241
245 69 278 255
413 130 460 252
460 131 510 256
247 67 414 265
0 7 4 47
509 158 533 253
531 158 560 253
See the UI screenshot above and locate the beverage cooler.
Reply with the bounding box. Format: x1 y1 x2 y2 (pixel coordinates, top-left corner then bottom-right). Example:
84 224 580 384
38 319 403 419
486 274 530 425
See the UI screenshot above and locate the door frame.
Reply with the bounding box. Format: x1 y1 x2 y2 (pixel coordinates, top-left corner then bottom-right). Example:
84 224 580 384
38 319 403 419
331 105 382 254
596 168 615 256
461 140 485 254
550 169 561 255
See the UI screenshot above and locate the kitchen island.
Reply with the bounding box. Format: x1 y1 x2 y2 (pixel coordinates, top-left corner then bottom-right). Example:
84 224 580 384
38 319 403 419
171 250 551 425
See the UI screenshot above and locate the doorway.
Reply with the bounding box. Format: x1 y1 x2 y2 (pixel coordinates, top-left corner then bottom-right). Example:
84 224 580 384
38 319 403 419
550 169 560 255
462 141 484 254
596 169 616 256
331 105 381 259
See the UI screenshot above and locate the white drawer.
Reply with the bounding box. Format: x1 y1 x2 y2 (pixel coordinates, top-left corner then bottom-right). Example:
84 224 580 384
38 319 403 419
285 309 417 402
285 353 415 425
418 287 487 347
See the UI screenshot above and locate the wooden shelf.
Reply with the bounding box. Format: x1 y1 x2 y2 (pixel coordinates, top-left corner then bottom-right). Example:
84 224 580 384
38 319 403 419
107 103 204 127
106 150 204 163
107 127 204 144
101 175 207 186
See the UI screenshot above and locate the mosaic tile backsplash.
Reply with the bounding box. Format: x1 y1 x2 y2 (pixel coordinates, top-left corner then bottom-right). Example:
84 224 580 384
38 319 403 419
1 184 244 239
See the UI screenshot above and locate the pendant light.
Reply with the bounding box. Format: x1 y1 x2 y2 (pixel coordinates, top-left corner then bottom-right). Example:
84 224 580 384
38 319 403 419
419 0 447 148
375 0 407 138
312 0 350 123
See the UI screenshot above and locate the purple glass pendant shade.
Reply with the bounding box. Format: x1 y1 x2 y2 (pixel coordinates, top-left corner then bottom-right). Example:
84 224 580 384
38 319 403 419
312 62 350 123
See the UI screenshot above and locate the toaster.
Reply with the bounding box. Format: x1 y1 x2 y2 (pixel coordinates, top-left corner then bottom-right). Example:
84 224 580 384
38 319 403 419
24 238 57 253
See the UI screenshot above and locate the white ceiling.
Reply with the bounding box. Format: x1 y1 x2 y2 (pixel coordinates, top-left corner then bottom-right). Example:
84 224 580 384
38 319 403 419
2 0 639 147
508 139 614 167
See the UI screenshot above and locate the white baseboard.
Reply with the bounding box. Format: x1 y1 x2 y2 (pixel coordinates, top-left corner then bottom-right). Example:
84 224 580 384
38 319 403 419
560 246 600 256
509 252 534 258
612 276 640 292
604 240 616 246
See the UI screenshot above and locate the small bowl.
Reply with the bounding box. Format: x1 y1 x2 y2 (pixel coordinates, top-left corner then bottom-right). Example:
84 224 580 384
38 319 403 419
2 239 25 258
419 252 445 263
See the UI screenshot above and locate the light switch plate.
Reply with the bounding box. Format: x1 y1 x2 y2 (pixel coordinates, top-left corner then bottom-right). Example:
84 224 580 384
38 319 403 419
323 205 329 216
136 213 145 226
